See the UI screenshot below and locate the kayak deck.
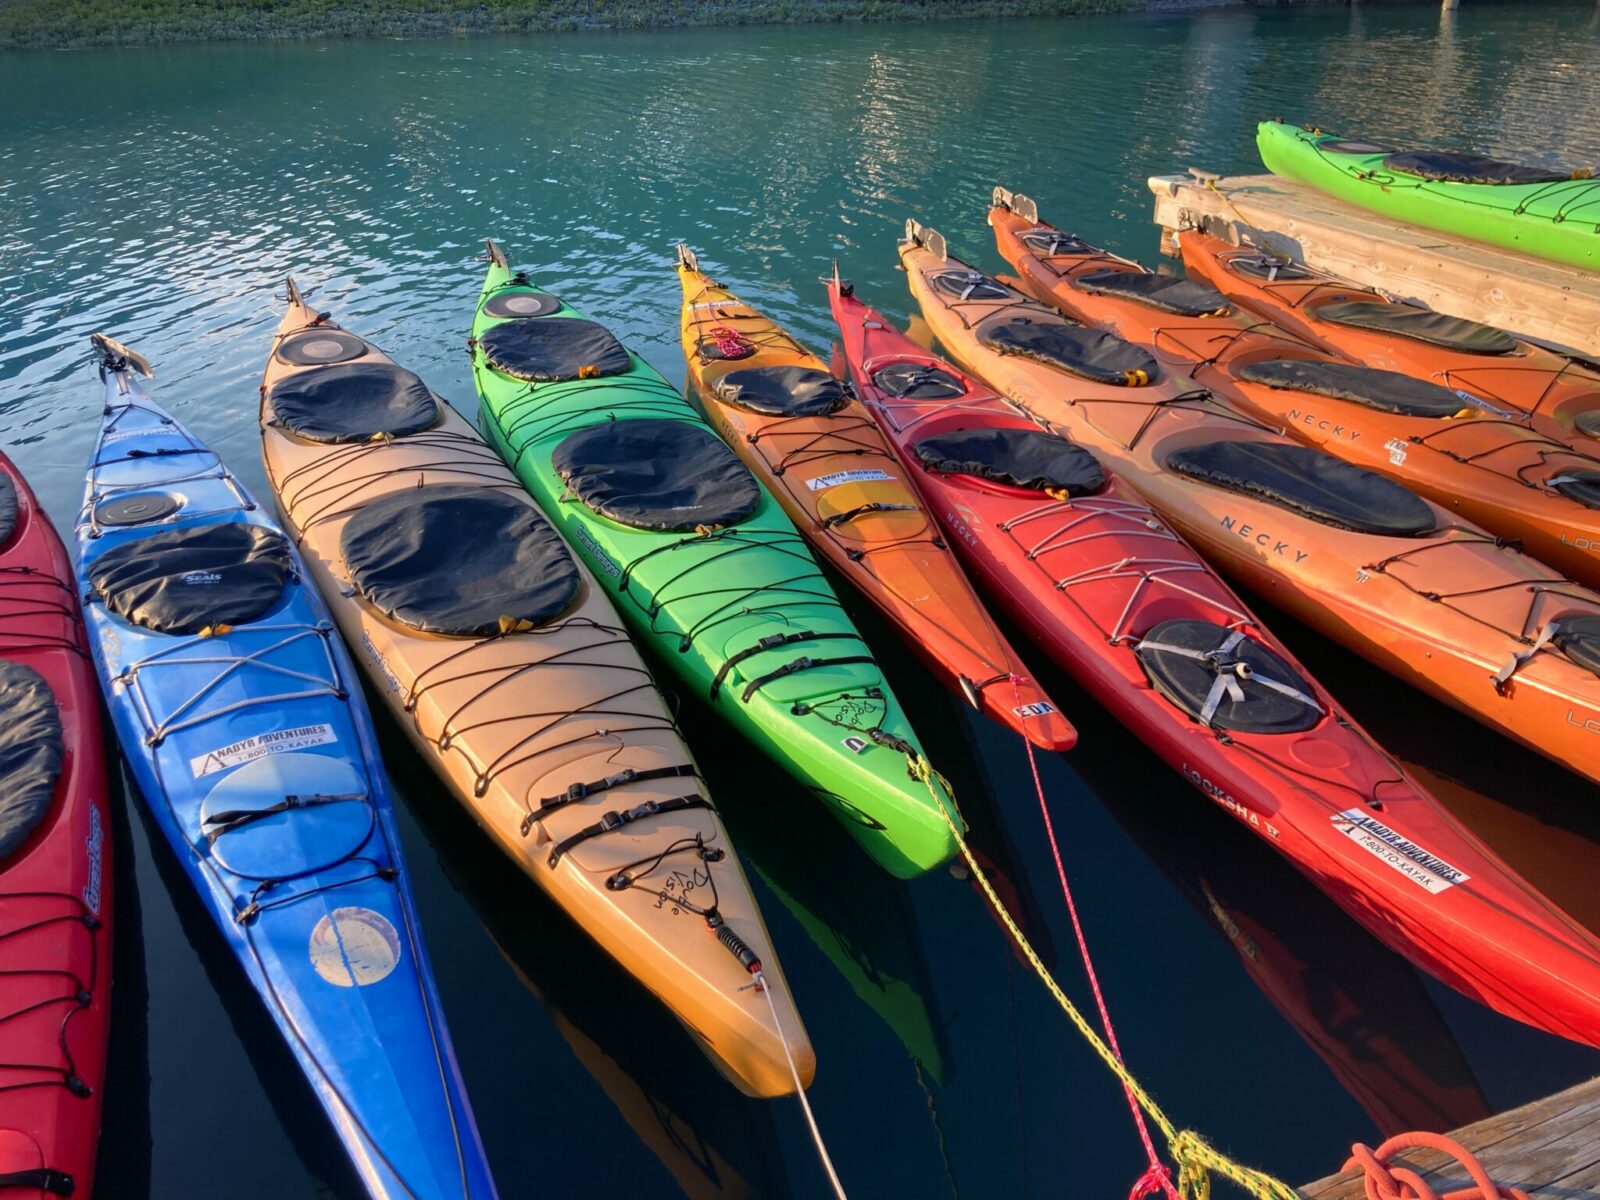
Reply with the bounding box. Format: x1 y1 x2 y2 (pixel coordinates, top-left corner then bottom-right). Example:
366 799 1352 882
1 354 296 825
260 295 812 1099
77 348 496 1199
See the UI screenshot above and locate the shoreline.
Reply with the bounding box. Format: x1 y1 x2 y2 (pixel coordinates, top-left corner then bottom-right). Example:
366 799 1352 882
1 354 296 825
0 0 1357 52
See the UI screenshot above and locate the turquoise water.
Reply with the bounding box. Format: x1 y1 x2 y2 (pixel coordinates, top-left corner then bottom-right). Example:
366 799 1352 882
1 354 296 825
5 3 1600 1196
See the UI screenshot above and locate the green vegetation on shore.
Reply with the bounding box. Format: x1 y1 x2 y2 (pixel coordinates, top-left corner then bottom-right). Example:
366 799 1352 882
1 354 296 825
0 0 1136 50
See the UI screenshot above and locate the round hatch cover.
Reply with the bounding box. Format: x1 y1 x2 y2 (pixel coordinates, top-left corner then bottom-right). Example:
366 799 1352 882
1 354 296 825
277 330 369 366
200 751 372 879
483 290 561 319
94 492 181 527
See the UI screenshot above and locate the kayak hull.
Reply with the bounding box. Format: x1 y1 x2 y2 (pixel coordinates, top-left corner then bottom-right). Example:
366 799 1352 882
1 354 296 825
900 228 1600 1047
989 203 1600 786
76 354 496 1199
1257 120 1600 271
471 249 958 879
0 455 113 1200
676 255 1074 751
260 297 810 1098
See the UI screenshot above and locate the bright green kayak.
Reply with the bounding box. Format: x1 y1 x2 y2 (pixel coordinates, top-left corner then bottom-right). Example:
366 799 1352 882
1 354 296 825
471 240 959 879
1257 119 1600 271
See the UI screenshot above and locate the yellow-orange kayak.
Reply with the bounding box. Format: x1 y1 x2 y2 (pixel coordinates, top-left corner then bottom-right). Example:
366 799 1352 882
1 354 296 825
675 245 1073 751
259 282 810 1098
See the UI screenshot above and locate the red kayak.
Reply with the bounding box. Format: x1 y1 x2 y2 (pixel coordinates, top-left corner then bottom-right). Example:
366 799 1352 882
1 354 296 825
830 268 1600 1048
0 453 112 1198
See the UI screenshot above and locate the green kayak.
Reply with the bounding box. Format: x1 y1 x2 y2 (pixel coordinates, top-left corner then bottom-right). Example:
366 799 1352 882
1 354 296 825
470 240 959 879
1257 119 1600 271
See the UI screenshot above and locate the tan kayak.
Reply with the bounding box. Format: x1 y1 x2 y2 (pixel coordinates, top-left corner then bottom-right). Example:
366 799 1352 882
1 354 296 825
257 282 811 1098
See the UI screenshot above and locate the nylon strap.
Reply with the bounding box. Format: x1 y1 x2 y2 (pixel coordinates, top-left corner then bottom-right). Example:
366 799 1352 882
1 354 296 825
1137 632 1322 725
202 792 366 843
708 630 860 699
821 502 918 529
546 795 714 868
1492 620 1560 688
741 655 879 703
0 1169 74 1195
520 764 697 835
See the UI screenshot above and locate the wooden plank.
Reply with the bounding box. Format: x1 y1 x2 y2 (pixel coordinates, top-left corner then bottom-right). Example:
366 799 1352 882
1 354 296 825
1299 1076 1600 1198
1147 172 1600 359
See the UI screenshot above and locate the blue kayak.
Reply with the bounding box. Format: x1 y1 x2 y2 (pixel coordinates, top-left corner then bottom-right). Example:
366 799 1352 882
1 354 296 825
75 335 498 1200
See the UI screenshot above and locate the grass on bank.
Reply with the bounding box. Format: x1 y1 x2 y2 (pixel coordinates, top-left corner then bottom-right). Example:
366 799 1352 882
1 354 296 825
0 0 1136 49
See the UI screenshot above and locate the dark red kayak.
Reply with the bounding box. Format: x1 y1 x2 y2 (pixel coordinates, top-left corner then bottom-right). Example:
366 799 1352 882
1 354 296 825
0 453 112 1199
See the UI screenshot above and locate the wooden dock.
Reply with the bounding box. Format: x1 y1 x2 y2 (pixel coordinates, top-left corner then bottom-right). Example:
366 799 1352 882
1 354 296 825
1147 172 1600 359
1300 1076 1600 1198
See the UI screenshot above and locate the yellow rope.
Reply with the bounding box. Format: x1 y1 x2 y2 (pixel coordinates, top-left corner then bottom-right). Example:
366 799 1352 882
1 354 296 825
910 755 1299 1200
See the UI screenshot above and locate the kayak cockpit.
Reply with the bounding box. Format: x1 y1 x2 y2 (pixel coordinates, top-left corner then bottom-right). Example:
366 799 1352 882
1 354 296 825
913 427 1105 496
1238 358 1471 419
86 524 294 635
1071 269 1232 318
1316 301 1519 355
552 419 761 532
711 366 849 417
1166 439 1437 537
979 317 1160 387
477 316 631 382
268 361 440 443
340 486 581 637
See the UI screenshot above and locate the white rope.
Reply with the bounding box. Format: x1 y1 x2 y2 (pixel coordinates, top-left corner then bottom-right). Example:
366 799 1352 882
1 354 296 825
755 970 850 1200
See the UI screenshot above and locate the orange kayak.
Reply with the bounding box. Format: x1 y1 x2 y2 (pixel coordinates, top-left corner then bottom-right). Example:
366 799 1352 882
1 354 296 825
908 219 1600 788
1176 226 1600 453
675 245 1075 751
990 194 1600 591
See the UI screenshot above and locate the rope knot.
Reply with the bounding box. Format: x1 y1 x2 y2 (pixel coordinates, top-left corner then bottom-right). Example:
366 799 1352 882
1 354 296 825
1344 1134 1530 1200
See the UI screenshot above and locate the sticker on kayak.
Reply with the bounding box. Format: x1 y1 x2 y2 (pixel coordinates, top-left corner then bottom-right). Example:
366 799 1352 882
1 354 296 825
189 724 338 778
83 802 105 919
1332 809 1470 894
309 907 402 987
102 427 161 444
1013 701 1056 718
570 522 622 581
1384 438 1408 466
805 468 894 492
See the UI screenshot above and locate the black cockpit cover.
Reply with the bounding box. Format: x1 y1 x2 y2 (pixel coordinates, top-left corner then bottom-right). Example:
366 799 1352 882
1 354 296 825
712 366 849 417
269 362 440 443
1137 620 1321 734
553 419 760 532
871 363 966 399
1237 358 1467 418
1317 301 1518 355
1576 409 1600 439
1072 270 1231 318
1383 151 1573 186
1167 440 1436 536
0 663 61 860
0 472 16 546
914 428 1105 495
1550 471 1600 511
477 317 632 382
1553 617 1600 677
980 319 1159 386
0 668 60 864
89 523 292 635
340 486 579 637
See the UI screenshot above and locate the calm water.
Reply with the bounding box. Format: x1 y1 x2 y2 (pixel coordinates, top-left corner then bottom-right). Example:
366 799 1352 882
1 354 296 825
5 4 1600 1197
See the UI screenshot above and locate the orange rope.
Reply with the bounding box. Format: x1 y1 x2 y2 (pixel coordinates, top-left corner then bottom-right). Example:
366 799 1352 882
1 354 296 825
1344 1133 1530 1200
